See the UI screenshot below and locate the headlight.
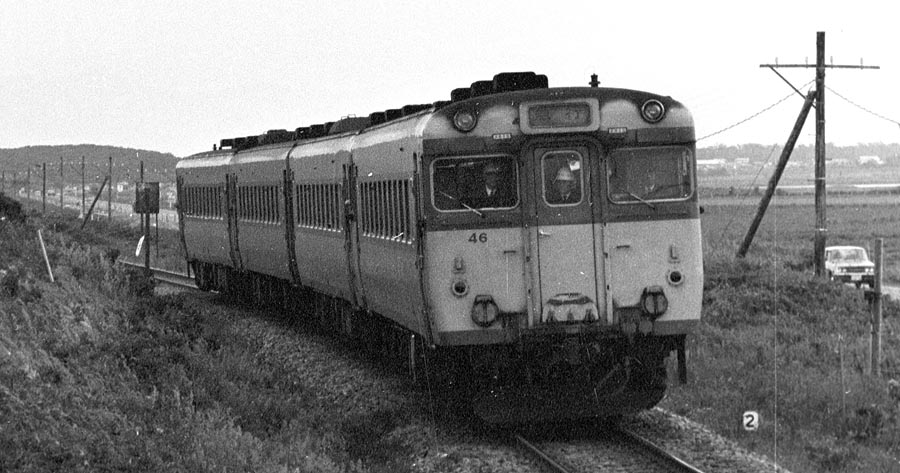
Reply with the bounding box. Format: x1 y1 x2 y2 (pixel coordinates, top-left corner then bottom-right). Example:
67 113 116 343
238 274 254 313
641 286 668 319
453 109 478 132
471 295 499 327
641 99 666 123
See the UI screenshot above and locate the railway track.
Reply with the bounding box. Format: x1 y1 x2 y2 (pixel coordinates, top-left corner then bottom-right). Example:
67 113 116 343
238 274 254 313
514 426 707 473
117 260 198 290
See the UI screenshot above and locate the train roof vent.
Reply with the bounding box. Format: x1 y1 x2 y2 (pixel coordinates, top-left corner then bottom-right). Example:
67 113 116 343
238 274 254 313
219 138 235 149
492 71 548 93
308 124 328 138
259 129 293 145
369 111 387 126
329 116 371 134
384 109 402 121
450 87 472 102
470 80 493 97
401 104 431 116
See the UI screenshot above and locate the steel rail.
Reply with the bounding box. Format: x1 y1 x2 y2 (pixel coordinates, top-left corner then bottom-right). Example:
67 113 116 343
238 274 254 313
617 427 706 473
117 260 198 290
513 433 575 473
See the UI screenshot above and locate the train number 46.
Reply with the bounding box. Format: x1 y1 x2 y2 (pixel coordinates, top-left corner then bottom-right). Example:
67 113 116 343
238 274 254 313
468 232 488 243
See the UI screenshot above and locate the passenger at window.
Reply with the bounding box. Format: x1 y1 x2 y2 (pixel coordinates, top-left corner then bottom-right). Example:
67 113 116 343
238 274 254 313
546 167 580 204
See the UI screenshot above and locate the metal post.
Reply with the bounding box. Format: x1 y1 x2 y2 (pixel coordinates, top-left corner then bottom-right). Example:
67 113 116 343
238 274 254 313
814 31 827 276
27 168 31 202
141 161 150 272
870 239 883 376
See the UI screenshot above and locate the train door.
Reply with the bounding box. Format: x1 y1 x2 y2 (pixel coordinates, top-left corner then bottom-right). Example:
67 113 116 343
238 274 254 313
225 173 243 270
529 145 603 324
343 161 365 309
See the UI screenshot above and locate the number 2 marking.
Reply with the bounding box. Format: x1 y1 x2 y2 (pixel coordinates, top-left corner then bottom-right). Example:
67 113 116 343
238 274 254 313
468 232 488 243
743 411 759 431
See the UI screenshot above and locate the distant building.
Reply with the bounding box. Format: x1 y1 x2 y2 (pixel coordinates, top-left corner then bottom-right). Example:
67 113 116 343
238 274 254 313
858 155 884 166
697 159 727 170
829 158 851 167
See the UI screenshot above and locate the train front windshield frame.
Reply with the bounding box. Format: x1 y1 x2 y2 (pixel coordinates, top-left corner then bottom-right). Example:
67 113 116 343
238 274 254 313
607 146 694 204
431 155 519 211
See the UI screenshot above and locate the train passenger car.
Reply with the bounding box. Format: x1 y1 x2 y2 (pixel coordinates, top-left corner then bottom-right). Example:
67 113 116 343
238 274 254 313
176 72 702 423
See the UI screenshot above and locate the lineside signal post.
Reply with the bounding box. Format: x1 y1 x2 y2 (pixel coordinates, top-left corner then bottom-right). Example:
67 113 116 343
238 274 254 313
759 32 879 276
135 180 159 273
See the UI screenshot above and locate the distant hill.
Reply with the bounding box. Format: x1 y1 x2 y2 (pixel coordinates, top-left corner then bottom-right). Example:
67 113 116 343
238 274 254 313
2 142 898 183
0 145 179 182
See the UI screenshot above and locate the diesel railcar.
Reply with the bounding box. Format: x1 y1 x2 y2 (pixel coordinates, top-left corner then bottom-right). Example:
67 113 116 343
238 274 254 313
176 72 702 423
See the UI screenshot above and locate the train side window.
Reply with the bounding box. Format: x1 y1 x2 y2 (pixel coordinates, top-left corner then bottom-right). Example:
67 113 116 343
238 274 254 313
256 186 261 222
268 186 274 223
608 146 694 203
262 186 268 223
360 183 367 234
431 156 518 211
319 184 325 228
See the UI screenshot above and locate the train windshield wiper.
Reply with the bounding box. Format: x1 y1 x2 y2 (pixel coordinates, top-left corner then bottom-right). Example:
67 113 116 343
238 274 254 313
438 190 484 217
626 191 656 210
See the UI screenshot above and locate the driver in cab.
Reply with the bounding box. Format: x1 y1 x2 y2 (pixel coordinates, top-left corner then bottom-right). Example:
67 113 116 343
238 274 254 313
468 161 515 208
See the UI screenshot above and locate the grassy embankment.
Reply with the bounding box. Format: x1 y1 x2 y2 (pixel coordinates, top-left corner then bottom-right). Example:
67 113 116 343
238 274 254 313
0 211 417 472
662 196 900 472
5 194 900 472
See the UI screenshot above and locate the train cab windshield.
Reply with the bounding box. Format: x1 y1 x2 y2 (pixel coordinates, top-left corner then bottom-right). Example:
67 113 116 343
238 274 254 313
540 150 584 206
432 156 519 211
607 146 694 204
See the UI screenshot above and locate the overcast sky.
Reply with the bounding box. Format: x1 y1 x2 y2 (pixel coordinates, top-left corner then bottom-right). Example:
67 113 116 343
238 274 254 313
2 1 898 158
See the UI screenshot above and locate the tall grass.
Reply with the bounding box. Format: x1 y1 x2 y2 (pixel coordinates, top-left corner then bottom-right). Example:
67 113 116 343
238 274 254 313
0 215 414 472
661 200 900 472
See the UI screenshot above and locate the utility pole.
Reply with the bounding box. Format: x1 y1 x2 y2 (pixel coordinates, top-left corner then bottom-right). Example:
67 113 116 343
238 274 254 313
760 31 879 276
59 156 64 210
108 156 113 221
81 156 85 217
42 163 47 214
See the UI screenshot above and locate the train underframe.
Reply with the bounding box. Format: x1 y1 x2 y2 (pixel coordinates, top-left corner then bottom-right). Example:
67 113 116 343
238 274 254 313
191 260 684 424
441 333 680 424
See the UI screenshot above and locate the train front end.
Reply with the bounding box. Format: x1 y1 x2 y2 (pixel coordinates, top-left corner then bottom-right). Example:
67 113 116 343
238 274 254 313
420 73 702 423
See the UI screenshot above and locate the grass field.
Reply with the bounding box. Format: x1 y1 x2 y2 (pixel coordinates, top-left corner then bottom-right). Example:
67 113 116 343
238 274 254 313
660 192 900 472
700 192 900 283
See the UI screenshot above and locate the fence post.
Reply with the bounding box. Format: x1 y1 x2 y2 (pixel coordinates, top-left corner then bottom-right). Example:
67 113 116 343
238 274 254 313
869 239 883 376
42 163 46 214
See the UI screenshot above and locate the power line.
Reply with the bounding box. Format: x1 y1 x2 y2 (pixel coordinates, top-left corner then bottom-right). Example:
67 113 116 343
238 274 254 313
697 81 814 142
826 85 900 128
